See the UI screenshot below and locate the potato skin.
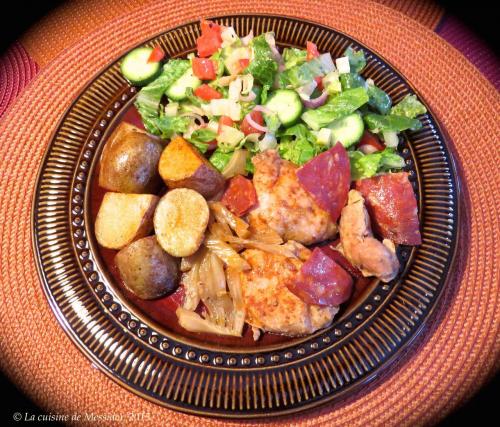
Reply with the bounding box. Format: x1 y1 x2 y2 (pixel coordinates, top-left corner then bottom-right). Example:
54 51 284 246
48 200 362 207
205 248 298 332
159 136 225 199
115 236 179 300
99 122 163 193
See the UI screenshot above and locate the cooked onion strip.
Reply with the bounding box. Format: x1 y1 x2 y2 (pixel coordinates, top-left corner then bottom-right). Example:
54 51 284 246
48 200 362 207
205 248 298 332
204 234 251 270
232 309 246 336
222 149 249 179
210 253 227 297
248 224 283 244
226 266 244 310
209 201 250 238
181 254 203 310
222 235 298 258
176 308 242 336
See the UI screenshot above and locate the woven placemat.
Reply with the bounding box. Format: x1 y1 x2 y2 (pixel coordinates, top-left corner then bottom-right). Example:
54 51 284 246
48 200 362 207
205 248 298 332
0 0 498 425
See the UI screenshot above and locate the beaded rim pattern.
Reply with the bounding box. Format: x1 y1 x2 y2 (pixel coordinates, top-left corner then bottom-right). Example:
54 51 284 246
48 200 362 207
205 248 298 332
32 14 460 417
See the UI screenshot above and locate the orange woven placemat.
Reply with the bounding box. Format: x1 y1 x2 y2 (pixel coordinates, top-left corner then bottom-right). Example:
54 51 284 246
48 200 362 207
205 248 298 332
0 1 498 425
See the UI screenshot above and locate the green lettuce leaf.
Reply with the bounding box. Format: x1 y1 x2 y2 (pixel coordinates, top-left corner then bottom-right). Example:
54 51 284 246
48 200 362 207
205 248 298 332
245 156 255 174
245 34 278 87
155 115 190 139
209 149 233 171
340 73 391 114
301 87 369 130
390 94 427 119
349 150 380 180
264 111 281 134
349 148 405 180
282 48 307 70
210 50 225 78
277 124 319 165
344 47 366 73
364 113 422 133
260 84 270 104
339 72 365 90
379 148 406 170
184 87 203 107
134 60 190 134
187 129 217 153
367 83 392 115
278 57 324 88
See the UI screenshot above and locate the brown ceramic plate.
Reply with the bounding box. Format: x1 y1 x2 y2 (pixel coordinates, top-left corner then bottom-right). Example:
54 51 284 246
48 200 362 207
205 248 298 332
32 15 459 418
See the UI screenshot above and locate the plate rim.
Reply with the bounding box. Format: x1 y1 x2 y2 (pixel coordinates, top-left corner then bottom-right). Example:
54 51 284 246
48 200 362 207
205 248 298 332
31 12 462 418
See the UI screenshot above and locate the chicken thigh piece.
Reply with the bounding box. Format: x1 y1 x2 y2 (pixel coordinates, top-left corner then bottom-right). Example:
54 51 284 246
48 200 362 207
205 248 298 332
248 150 337 246
239 249 338 336
339 190 400 282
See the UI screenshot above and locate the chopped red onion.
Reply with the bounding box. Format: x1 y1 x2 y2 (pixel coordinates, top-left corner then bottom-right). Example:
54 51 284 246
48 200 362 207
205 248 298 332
245 111 269 133
253 105 273 115
302 90 328 109
297 80 318 100
265 33 284 65
239 91 257 102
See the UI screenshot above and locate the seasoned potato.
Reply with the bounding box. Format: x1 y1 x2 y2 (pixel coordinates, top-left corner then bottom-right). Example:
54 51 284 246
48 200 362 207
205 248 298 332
99 122 163 193
154 188 209 257
115 236 179 299
95 192 158 249
158 136 225 198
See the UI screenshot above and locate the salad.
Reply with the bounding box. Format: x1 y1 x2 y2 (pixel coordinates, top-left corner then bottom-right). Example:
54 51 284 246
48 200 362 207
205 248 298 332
122 20 426 180
94 20 426 339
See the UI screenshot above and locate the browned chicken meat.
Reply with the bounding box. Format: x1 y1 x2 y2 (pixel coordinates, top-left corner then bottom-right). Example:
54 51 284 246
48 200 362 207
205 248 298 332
339 190 399 282
248 150 337 246
239 248 338 336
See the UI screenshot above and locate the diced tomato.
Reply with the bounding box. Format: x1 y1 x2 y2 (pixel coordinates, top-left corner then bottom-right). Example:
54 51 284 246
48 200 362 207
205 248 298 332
320 243 363 278
218 116 234 134
296 142 351 222
200 19 222 34
221 175 257 216
314 76 324 91
240 110 265 135
197 19 223 57
287 247 353 306
306 41 320 60
355 172 422 245
357 130 385 152
194 84 222 101
197 33 222 57
238 58 250 72
147 46 165 63
192 58 217 80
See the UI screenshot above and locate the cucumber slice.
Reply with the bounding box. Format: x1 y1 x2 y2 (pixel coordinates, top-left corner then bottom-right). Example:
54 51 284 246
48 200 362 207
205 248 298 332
327 113 364 147
165 68 202 101
264 89 303 127
120 47 161 86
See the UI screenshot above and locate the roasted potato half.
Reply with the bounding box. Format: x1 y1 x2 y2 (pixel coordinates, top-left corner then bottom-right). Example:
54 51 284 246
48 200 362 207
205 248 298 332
154 188 209 257
95 192 158 250
115 236 179 299
99 122 163 193
158 136 225 198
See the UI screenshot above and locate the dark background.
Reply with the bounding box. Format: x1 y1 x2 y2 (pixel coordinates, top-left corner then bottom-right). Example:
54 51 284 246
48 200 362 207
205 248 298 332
1 0 497 424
